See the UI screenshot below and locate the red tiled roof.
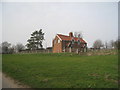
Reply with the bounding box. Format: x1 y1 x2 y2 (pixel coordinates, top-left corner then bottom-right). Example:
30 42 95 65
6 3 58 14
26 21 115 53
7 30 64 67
57 34 87 43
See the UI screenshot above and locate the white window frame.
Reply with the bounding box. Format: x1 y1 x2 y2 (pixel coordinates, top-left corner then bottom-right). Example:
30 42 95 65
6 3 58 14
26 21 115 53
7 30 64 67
58 39 60 43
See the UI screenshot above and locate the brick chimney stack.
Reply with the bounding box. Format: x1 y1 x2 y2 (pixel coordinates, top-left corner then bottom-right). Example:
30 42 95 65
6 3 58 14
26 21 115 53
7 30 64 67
69 32 73 37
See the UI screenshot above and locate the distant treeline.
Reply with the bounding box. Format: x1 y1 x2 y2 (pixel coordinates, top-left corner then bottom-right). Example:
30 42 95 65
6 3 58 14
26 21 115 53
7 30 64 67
0 41 52 54
0 38 119 54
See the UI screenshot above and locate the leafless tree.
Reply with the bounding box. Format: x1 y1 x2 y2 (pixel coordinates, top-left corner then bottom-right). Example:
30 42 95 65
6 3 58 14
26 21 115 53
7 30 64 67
2 41 11 54
110 40 115 48
113 39 119 49
105 41 108 49
16 43 25 52
74 31 83 38
93 39 103 49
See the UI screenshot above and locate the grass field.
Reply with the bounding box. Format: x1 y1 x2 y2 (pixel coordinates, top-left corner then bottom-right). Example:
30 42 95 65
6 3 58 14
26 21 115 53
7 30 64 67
2 53 118 88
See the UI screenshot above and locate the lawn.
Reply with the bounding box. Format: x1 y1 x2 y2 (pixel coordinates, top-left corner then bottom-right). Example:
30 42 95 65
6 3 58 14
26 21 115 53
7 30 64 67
2 53 118 88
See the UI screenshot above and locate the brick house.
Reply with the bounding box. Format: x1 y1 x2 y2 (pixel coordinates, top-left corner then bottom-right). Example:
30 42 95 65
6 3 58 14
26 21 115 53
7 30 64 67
52 32 87 53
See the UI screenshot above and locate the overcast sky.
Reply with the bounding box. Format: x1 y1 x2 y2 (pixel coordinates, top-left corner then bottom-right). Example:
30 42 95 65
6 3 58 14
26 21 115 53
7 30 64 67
1 2 118 48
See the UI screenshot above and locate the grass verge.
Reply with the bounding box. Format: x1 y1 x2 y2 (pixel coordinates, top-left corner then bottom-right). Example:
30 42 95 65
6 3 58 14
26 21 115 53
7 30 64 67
2 53 118 88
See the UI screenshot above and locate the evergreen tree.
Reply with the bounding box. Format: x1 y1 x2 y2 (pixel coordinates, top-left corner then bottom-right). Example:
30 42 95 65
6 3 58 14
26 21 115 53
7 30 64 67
26 29 44 50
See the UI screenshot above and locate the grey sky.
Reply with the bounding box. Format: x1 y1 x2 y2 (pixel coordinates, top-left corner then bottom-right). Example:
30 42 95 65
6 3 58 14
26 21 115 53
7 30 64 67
0 2 2 44
2 2 118 48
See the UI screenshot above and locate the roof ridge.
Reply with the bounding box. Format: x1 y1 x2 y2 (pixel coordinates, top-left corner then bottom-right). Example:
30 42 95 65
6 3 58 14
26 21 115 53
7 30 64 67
57 34 69 37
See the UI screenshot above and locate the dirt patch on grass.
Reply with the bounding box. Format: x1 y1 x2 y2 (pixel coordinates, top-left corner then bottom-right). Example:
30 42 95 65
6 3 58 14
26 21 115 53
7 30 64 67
2 73 31 88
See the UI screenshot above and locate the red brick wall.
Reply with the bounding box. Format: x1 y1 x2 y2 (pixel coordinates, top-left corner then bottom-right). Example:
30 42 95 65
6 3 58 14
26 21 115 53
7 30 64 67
53 36 62 53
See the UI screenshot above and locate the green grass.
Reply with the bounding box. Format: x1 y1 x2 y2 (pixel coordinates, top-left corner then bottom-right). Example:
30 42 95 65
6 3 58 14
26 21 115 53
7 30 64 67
2 53 118 88
0 54 2 71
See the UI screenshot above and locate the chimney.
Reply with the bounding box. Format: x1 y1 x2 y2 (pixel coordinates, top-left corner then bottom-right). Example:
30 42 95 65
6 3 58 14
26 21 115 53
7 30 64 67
69 32 73 37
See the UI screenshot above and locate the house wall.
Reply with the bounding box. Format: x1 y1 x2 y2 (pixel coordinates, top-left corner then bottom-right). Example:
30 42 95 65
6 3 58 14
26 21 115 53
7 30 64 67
53 36 62 53
62 41 87 53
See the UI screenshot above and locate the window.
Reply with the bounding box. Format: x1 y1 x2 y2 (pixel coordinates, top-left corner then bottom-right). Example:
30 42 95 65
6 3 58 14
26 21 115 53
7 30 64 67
58 39 60 43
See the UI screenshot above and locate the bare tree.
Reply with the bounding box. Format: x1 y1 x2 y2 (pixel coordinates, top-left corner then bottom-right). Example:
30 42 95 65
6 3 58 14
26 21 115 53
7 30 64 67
11 45 16 53
74 31 83 38
8 47 15 54
93 39 103 49
110 40 115 48
105 41 108 49
113 39 119 49
16 43 25 52
108 40 119 49
2 41 11 54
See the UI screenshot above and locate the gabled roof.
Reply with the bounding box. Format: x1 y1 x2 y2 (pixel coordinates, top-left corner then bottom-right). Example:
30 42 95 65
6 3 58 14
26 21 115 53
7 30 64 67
57 34 87 44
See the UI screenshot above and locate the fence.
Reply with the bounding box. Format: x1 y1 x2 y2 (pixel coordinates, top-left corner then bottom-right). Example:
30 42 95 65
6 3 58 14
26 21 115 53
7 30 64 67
18 49 52 54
